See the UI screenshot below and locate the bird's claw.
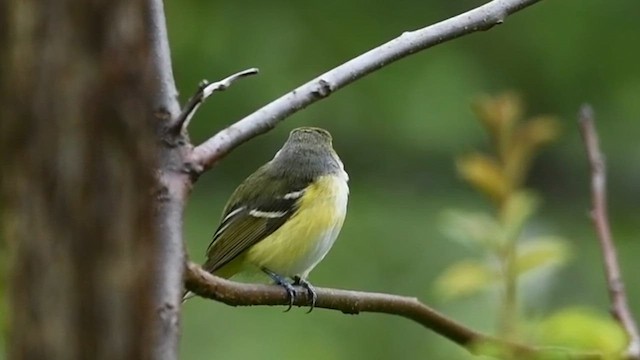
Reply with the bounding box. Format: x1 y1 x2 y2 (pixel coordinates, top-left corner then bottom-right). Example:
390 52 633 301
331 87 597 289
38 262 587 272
294 276 317 313
263 268 296 312
281 281 296 312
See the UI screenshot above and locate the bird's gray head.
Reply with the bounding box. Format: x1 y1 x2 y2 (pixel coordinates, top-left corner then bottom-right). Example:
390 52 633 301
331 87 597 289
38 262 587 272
270 127 344 180
286 127 333 148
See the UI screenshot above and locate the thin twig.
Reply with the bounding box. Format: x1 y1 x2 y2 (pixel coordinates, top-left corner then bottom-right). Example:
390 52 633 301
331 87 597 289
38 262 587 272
172 68 259 132
579 104 640 359
191 0 546 170
184 262 606 360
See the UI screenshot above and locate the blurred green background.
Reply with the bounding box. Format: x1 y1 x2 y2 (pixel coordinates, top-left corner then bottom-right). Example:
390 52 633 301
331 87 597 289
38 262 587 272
170 0 640 359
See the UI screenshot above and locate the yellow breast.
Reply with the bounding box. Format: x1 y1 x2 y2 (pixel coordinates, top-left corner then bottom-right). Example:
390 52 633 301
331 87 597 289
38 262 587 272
244 173 349 278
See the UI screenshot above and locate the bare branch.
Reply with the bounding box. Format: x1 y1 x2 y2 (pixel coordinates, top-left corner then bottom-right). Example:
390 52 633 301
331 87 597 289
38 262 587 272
146 0 187 359
579 104 640 359
146 0 181 119
191 0 546 170
184 262 606 360
172 68 260 132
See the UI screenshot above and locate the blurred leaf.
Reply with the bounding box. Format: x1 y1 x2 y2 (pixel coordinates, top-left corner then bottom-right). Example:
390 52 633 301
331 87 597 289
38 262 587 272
499 191 540 244
534 307 627 356
472 92 523 158
505 116 561 186
516 237 570 275
519 116 561 149
439 209 502 249
434 259 496 300
469 340 514 359
457 152 509 204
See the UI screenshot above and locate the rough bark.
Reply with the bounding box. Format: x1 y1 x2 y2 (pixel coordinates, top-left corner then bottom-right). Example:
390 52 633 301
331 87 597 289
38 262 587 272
1 1 158 359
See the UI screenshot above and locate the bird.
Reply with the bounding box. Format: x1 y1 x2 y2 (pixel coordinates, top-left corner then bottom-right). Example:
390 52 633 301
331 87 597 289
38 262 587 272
189 127 349 312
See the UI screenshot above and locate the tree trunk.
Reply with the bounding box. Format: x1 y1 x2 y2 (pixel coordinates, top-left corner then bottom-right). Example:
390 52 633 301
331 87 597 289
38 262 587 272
1 1 164 358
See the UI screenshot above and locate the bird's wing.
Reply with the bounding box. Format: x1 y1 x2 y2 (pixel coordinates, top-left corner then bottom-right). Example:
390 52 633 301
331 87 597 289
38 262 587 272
204 176 309 273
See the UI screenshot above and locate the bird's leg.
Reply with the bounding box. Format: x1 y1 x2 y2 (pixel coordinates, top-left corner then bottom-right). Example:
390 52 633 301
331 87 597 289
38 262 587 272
293 276 317 313
262 268 295 312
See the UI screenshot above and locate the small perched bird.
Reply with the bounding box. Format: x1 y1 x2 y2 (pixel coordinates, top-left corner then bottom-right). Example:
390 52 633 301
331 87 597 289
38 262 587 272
194 127 349 311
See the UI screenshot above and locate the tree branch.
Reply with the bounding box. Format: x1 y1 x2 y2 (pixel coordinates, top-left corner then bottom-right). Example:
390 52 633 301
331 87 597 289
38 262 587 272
191 0 545 171
185 262 606 360
172 68 260 133
184 262 481 345
146 0 187 359
578 104 640 360
146 0 181 117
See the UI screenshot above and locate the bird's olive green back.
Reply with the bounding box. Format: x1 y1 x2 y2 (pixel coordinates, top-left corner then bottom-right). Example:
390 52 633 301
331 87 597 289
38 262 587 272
203 166 312 272
203 127 342 273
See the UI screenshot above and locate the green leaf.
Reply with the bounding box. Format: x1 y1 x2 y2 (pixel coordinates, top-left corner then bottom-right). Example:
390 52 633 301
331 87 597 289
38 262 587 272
505 115 561 187
534 307 627 355
499 190 540 244
439 209 502 250
434 259 496 300
472 92 523 151
516 237 571 275
456 152 509 204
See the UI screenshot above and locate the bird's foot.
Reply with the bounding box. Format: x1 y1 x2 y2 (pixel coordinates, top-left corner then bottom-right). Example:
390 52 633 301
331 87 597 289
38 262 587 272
262 268 296 312
293 276 317 313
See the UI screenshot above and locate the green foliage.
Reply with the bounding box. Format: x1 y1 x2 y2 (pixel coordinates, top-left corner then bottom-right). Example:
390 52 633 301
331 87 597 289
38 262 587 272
434 237 570 301
437 93 567 307
435 259 496 300
437 93 552 337
515 237 570 276
435 93 629 357
533 308 626 357
440 209 503 250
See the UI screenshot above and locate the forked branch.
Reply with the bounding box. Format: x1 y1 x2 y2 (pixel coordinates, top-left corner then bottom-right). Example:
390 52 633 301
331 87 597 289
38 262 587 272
172 68 260 132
